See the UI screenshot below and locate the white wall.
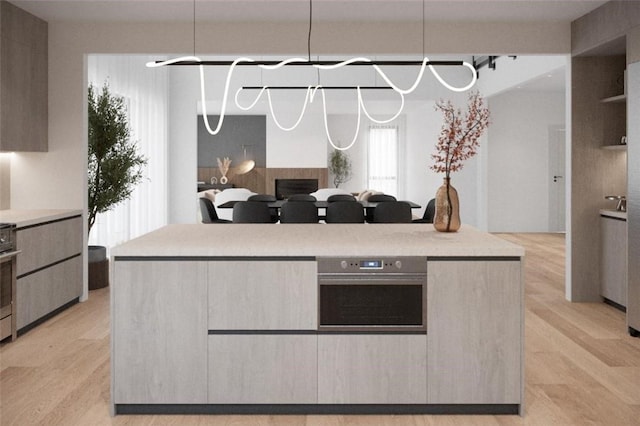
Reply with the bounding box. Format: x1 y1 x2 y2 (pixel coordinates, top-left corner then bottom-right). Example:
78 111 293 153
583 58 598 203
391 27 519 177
7 18 571 299
487 90 565 232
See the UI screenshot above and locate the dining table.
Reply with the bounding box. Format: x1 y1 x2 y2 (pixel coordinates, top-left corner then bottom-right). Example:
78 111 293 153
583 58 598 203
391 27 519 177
216 200 422 210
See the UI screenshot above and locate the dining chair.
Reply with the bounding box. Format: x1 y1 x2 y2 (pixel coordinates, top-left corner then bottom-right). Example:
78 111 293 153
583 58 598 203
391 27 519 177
287 194 317 202
373 201 412 223
232 201 273 223
279 201 319 223
327 194 357 203
248 193 279 222
199 198 232 223
367 194 397 202
413 198 436 223
326 201 365 223
365 193 397 222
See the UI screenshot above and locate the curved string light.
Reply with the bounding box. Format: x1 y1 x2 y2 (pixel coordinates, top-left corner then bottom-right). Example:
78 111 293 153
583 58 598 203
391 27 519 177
146 56 477 150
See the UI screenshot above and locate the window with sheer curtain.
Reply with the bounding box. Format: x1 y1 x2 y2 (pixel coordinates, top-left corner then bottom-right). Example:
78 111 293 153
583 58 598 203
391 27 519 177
368 126 398 196
87 55 168 251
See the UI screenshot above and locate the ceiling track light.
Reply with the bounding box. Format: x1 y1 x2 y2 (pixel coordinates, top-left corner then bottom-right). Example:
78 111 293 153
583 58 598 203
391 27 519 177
147 0 478 151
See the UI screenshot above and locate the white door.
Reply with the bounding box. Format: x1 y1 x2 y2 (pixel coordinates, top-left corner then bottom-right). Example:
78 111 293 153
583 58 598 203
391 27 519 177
548 125 566 232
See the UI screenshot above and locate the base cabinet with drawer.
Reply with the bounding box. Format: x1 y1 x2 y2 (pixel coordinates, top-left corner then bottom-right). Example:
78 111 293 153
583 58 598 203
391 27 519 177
318 334 427 404
600 216 627 307
112 253 523 415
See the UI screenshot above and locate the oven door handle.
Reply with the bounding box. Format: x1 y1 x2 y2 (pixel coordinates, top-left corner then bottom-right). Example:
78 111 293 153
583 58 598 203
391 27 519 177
318 274 426 285
0 250 20 262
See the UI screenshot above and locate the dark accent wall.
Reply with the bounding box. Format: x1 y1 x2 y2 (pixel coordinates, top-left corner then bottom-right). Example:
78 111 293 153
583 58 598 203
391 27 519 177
197 115 266 168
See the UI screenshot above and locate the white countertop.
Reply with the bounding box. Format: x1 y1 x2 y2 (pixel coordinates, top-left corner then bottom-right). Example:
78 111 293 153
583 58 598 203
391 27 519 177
112 224 524 258
0 209 82 228
600 209 627 220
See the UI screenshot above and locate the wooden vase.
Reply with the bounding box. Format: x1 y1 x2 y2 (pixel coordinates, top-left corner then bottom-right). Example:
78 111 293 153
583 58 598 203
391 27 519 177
434 177 461 232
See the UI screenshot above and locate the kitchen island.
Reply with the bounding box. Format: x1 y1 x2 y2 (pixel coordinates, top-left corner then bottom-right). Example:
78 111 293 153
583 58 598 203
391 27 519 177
110 224 525 416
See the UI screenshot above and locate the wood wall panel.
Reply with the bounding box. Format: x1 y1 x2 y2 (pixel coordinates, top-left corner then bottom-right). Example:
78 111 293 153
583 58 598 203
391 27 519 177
197 167 328 195
0 1 48 152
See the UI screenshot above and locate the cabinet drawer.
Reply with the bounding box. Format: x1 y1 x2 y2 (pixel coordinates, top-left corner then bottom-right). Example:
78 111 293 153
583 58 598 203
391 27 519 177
16 216 82 276
16 255 82 329
208 334 317 403
208 261 317 330
318 334 427 404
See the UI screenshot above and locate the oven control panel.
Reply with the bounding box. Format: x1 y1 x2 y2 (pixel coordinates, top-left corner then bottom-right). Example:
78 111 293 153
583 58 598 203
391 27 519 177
318 257 427 274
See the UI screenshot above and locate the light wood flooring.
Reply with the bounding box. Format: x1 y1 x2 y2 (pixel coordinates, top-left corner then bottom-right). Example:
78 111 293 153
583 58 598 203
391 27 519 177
1 233 639 425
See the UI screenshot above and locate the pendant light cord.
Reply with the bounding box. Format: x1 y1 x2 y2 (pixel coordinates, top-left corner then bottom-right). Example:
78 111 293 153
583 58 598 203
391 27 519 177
422 0 425 58
308 0 313 61
193 0 196 56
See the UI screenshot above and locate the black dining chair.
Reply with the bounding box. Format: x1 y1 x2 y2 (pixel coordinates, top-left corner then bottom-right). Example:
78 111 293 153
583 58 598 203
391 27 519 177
279 201 319 223
248 193 279 222
199 197 232 224
326 201 365 223
232 201 273 223
373 201 413 223
327 194 357 203
365 193 397 222
367 194 397 202
413 198 436 224
287 194 317 202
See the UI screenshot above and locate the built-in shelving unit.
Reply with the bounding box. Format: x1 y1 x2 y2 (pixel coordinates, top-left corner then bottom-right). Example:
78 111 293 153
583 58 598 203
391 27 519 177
601 144 627 151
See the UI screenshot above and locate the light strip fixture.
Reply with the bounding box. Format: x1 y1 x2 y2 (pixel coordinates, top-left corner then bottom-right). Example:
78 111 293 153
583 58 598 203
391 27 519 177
147 1 478 151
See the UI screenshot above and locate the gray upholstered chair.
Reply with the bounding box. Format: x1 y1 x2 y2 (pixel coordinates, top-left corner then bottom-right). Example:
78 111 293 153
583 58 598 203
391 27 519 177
373 201 412 223
279 201 319 223
199 197 232 224
413 198 436 224
326 201 365 223
232 201 273 223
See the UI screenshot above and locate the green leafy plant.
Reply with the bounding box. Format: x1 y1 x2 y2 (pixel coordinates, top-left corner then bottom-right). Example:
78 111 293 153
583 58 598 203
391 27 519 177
328 149 353 188
88 83 146 236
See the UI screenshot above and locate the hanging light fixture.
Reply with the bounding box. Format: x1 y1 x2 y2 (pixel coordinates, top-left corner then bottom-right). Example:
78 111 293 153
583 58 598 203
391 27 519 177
147 0 477 151
236 144 255 175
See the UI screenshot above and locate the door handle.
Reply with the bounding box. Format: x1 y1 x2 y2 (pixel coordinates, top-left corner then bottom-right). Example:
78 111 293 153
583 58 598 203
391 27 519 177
553 175 563 183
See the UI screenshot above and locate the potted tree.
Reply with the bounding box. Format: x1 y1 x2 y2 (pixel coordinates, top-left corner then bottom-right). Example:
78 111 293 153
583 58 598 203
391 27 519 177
328 148 353 188
88 83 146 289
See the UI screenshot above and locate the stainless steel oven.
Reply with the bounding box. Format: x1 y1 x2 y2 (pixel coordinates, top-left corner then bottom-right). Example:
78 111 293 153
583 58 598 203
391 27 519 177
318 257 427 332
0 223 18 342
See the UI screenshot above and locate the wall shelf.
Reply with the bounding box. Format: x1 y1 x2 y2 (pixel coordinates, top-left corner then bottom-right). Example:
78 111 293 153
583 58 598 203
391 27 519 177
602 144 627 151
601 94 627 103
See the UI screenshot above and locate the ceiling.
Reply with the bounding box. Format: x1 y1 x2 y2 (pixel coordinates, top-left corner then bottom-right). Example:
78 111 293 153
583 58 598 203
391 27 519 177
11 0 607 24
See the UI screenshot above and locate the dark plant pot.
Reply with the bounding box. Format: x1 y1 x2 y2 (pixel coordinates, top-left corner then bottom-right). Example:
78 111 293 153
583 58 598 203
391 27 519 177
88 245 109 290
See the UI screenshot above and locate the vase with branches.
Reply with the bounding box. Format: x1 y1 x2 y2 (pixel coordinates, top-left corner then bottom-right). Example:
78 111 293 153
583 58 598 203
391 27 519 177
328 148 353 188
430 91 490 232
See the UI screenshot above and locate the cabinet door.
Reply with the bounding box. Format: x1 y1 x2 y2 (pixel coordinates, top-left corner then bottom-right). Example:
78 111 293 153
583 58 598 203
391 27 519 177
601 217 627 307
208 334 317 403
16 216 83 276
112 261 207 404
427 259 522 404
16 255 82 329
318 334 427 404
208 261 316 330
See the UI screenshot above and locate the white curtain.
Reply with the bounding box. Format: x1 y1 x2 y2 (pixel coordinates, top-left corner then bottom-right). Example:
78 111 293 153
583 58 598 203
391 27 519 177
368 126 398 196
88 55 168 250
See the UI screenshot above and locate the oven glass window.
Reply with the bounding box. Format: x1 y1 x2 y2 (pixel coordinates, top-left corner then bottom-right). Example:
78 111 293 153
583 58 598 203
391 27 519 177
320 284 422 326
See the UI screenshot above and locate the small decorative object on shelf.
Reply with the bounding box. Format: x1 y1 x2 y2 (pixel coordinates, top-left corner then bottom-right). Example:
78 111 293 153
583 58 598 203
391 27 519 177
431 91 490 232
217 157 231 184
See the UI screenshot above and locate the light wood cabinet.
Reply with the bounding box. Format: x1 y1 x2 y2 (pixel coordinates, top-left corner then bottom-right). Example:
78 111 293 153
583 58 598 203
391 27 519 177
16 255 81 329
208 260 316 330
0 1 48 152
427 259 522 404
16 216 83 276
601 216 627 307
317 334 427 404
14 215 83 331
112 261 208 404
208 334 317 403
